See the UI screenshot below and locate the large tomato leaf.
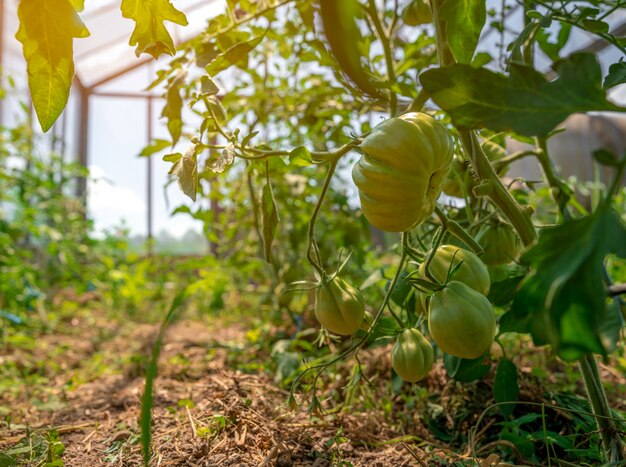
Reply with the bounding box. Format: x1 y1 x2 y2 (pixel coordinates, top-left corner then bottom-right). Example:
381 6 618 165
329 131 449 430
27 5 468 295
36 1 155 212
16 0 90 132
121 0 188 59
438 0 486 64
318 0 381 98
420 53 624 136
511 205 626 361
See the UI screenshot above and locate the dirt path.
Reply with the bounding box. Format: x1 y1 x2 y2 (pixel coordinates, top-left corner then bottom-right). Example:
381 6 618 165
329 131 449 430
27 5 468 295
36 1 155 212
0 320 439 466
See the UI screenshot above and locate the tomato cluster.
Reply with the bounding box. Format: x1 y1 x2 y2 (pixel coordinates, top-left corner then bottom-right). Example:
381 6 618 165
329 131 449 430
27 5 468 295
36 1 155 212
312 113 508 383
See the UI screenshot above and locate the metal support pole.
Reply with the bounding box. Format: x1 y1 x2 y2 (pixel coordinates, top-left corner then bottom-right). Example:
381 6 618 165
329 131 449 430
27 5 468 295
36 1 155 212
147 95 154 253
75 80 90 204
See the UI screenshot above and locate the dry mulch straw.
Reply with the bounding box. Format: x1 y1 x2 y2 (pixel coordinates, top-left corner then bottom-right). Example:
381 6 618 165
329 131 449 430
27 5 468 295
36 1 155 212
1 320 481 466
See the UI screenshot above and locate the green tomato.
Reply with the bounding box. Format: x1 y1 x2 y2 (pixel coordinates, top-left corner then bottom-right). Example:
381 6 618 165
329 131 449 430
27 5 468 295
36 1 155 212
352 112 453 232
402 0 432 26
428 281 496 359
419 244 490 295
314 277 365 335
476 222 521 266
391 328 434 382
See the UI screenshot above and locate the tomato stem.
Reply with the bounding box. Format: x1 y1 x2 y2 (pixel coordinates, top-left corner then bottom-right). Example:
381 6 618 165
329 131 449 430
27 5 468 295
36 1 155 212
430 0 537 247
306 159 338 278
458 131 537 247
534 136 572 221
422 226 445 285
433 206 483 255
289 236 409 406
366 0 398 116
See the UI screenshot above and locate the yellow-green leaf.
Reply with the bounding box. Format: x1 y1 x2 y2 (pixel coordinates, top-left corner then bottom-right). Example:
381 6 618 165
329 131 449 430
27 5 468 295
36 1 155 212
205 34 266 76
16 0 90 132
161 72 186 145
69 0 84 11
121 0 188 59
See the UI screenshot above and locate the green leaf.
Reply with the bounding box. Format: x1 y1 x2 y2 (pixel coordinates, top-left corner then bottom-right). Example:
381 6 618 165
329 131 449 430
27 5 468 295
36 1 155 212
389 271 412 307
420 53 624 137
494 359 519 416
200 75 220 96
471 52 492 68
512 205 626 360
162 152 181 163
593 149 620 167
140 139 171 157
241 131 259 149
16 0 90 132
603 60 626 90
582 19 609 33
443 353 491 382
536 22 572 61
289 146 314 167
598 299 623 354
168 148 198 202
488 274 526 306
261 181 279 263
121 0 188 59
498 308 531 335
141 288 188 466
206 34 266 76
319 0 381 97
161 72 185 145
508 20 543 66
439 0 486 64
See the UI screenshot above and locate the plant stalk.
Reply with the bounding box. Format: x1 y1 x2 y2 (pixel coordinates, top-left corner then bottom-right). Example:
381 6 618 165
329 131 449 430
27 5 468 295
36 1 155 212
579 354 624 462
430 0 537 247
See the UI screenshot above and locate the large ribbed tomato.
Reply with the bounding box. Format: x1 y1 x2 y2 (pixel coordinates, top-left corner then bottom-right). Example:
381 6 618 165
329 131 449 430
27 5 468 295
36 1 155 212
391 328 434 382
428 281 496 359
352 112 453 232
419 244 490 295
314 277 365 335
476 221 521 265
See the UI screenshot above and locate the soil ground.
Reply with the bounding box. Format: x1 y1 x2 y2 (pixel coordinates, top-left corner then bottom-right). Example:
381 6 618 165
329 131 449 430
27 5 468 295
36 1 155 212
1 318 447 466
1 300 624 466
